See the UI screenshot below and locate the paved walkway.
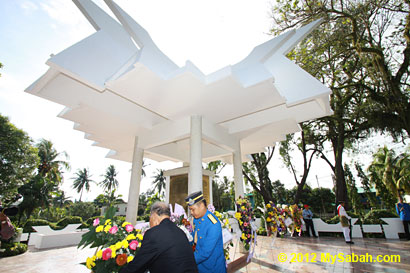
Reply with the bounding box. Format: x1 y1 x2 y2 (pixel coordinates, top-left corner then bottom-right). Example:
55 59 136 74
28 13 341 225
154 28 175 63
1 236 409 272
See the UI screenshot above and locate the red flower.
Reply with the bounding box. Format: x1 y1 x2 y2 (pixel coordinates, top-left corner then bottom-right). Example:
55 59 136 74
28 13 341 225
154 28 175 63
116 254 127 266
102 248 112 261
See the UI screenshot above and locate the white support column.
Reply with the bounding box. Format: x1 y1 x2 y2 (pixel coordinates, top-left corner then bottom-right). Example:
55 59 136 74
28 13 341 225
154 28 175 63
188 115 203 194
233 141 244 199
165 176 171 204
126 136 144 225
209 176 213 205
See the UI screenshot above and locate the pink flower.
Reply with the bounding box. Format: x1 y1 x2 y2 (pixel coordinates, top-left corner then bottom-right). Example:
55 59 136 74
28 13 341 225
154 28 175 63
93 218 100 226
125 224 134 232
109 226 118 234
129 240 139 250
102 248 112 260
243 222 248 227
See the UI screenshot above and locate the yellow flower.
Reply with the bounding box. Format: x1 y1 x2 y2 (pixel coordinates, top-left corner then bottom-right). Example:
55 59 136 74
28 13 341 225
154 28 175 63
136 234 143 241
121 240 129 249
104 225 112 233
239 220 243 226
126 234 136 241
215 211 222 219
96 250 103 259
122 221 131 228
266 217 272 222
109 245 117 258
115 242 123 250
127 256 134 263
241 206 245 211
86 257 96 269
241 233 246 240
266 204 271 208
92 255 96 261
95 225 104 233
234 212 241 220
105 219 112 225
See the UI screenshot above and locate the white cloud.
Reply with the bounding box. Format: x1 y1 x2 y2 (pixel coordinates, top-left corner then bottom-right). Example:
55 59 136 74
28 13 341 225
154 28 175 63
20 1 39 14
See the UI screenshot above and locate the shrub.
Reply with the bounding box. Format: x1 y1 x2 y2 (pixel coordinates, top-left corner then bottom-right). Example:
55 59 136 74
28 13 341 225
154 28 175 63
23 219 57 233
362 209 397 224
113 216 126 223
0 242 28 257
68 202 100 220
55 216 84 230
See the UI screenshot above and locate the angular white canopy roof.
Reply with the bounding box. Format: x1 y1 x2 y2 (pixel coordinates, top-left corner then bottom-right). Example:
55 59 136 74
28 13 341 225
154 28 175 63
26 0 332 164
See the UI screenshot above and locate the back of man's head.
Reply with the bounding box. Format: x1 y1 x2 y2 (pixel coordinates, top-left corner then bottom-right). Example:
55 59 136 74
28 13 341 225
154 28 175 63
150 202 171 217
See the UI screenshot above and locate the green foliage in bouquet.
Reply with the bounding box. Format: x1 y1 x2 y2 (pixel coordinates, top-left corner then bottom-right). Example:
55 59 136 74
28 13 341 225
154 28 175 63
78 207 144 272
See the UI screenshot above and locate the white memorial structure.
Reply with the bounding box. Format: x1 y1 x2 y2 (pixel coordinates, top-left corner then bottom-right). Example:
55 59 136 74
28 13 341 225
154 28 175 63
26 0 332 224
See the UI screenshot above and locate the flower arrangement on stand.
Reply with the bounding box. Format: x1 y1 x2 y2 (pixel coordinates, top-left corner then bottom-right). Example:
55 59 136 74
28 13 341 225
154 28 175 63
289 204 303 236
264 202 278 236
275 204 288 236
234 197 254 252
78 207 144 272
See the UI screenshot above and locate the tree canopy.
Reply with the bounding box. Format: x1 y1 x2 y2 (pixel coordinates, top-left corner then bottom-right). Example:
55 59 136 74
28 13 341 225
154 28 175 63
0 114 39 200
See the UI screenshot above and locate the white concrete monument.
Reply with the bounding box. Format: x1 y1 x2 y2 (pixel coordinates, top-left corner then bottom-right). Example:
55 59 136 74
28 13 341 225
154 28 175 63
26 0 332 224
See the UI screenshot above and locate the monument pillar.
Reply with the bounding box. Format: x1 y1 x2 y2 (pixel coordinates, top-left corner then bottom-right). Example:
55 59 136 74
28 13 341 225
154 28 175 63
188 115 203 194
126 136 144 225
233 141 244 199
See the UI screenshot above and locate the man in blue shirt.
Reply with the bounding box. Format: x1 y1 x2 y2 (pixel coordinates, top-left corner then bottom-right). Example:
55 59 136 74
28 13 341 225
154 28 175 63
302 204 317 237
396 196 410 240
185 191 226 273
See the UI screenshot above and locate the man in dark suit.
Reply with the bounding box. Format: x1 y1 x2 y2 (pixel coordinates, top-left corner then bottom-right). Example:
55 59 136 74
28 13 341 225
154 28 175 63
120 202 198 273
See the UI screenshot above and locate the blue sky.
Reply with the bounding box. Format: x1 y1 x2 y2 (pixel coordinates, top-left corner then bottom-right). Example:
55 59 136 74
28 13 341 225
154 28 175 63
0 0 403 203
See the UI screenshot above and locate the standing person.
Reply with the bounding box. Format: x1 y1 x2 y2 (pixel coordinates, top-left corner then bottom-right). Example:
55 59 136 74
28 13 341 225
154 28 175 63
185 191 226 273
337 201 354 244
120 202 198 273
302 204 317 237
396 196 410 240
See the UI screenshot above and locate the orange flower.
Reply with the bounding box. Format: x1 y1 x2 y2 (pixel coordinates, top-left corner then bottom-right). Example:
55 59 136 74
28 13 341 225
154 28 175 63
116 254 128 266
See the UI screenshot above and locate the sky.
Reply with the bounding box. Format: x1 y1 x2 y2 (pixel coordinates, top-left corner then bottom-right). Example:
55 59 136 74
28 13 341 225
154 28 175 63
0 0 406 203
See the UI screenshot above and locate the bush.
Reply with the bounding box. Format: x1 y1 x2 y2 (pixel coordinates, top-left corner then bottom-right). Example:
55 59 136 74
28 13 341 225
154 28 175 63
23 219 57 233
362 209 397 224
55 216 84 229
114 216 126 223
0 242 28 257
68 202 100 220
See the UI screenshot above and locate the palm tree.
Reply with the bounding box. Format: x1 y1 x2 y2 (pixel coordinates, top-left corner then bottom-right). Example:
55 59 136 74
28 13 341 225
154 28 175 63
100 165 119 192
72 168 94 202
152 169 166 195
368 146 410 198
36 139 70 184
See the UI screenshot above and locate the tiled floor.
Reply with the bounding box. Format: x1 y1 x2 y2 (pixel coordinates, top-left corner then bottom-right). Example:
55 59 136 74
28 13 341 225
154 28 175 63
1 236 409 272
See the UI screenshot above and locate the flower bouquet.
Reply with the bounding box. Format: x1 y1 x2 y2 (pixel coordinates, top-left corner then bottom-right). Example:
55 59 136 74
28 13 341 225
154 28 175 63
234 197 254 251
78 207 144 272
264 202 278 236
289 204 303 236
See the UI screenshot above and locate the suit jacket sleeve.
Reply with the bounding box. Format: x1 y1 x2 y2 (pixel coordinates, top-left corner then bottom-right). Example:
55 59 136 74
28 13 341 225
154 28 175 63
119 229 158 273
194 222 221 264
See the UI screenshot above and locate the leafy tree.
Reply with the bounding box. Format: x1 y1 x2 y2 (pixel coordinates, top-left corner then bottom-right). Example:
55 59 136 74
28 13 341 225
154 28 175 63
36 139 69 183
151 169 166 196
72 168 94 202
271 1 383 208
270 179 287 204
68 201 100 220
0 114 39 200
242 147 275 204
355 162 379 208
100 165 119 192
344 163 364 215
0 61 3 77
18 175 56 221
279 125 319 203
93 194 109 208
271 0 410 138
